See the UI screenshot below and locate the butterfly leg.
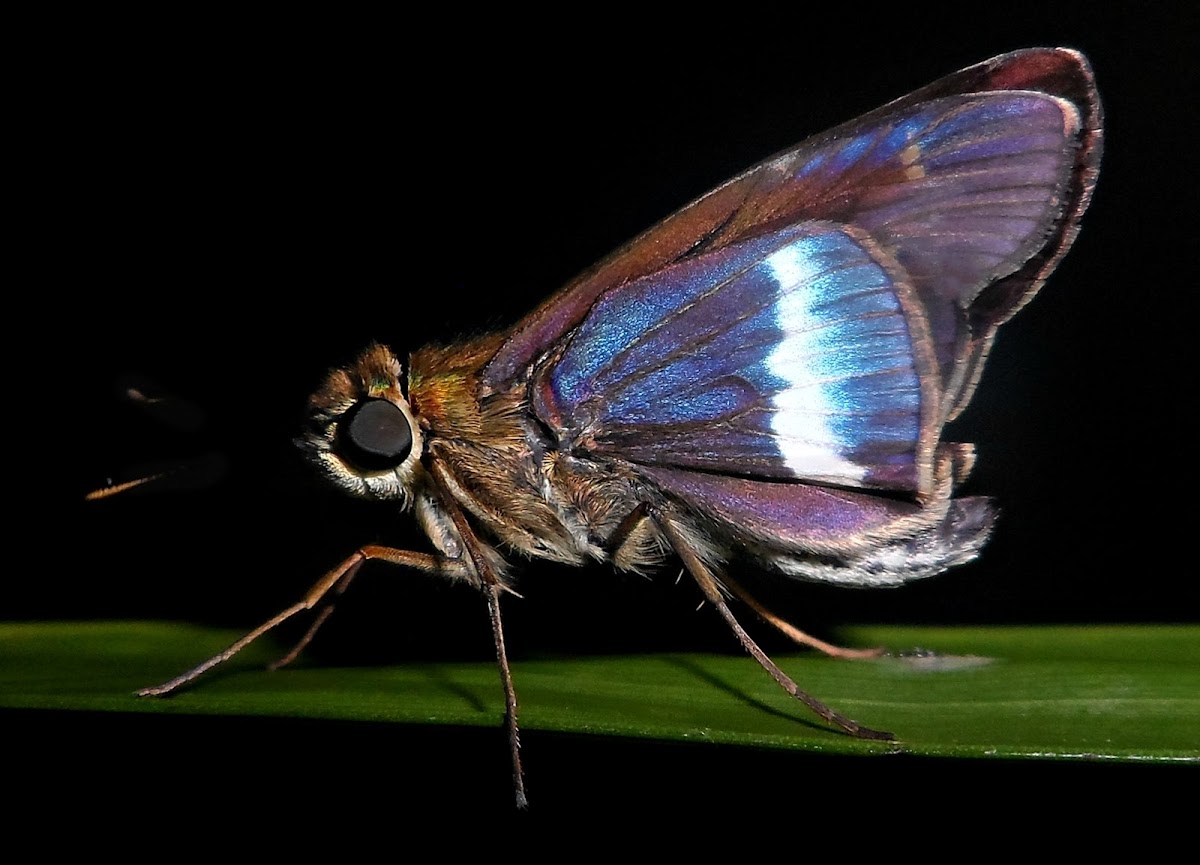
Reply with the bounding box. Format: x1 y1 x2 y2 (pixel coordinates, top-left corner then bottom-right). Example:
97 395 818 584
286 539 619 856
428 464 528 808
483 580 526 808
268 545 478 670
136 546 474 697
719 572 884 660
652 509 894 741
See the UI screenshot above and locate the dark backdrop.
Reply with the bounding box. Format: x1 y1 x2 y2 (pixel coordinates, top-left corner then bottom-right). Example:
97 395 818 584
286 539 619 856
17 4 1195 823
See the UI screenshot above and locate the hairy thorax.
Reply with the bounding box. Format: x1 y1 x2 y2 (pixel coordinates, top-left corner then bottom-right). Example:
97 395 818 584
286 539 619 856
409 337 667 574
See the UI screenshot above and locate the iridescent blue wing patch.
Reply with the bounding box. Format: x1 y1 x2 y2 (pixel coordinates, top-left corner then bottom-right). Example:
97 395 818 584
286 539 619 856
534 222 942 495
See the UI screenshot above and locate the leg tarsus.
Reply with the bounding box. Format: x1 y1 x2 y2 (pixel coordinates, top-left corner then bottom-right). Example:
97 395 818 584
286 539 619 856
653 511 895 742
267 604 336 671
138 546 469 697
721 573 885 660
486 583 527 809
705 594 895 741
267 563 363 671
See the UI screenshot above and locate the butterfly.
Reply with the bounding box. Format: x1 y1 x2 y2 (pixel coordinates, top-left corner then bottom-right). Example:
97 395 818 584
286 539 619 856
138 47 1102 807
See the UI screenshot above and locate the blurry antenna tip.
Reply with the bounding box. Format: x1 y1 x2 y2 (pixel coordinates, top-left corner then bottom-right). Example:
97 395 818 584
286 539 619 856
85 453 229 501
124 387 163 405
84 473 166 501
115 374 207 432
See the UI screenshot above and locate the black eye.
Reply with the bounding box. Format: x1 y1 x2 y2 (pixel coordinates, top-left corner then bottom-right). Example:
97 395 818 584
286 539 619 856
335 398 413 472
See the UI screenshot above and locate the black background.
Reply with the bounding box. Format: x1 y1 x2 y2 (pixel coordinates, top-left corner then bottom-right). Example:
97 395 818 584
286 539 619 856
17 4 1196 825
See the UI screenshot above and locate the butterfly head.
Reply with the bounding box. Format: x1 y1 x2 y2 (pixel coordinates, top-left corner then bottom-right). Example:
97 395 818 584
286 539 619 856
299 343 424 504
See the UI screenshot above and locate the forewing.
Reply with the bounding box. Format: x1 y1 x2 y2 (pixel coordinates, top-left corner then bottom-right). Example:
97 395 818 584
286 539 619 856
483 48 1101 424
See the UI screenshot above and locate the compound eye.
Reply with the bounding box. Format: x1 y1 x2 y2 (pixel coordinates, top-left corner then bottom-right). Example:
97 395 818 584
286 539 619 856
335 398 413 472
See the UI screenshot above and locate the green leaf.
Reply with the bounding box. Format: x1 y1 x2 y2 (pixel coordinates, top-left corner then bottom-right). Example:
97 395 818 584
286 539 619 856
2 621 1195 763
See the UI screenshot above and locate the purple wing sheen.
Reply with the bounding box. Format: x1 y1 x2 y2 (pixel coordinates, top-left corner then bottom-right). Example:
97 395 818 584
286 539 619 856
482 48 1101 426
637 465 996 586
637 464 944 552
746 90 1092 420
534 223 941 495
